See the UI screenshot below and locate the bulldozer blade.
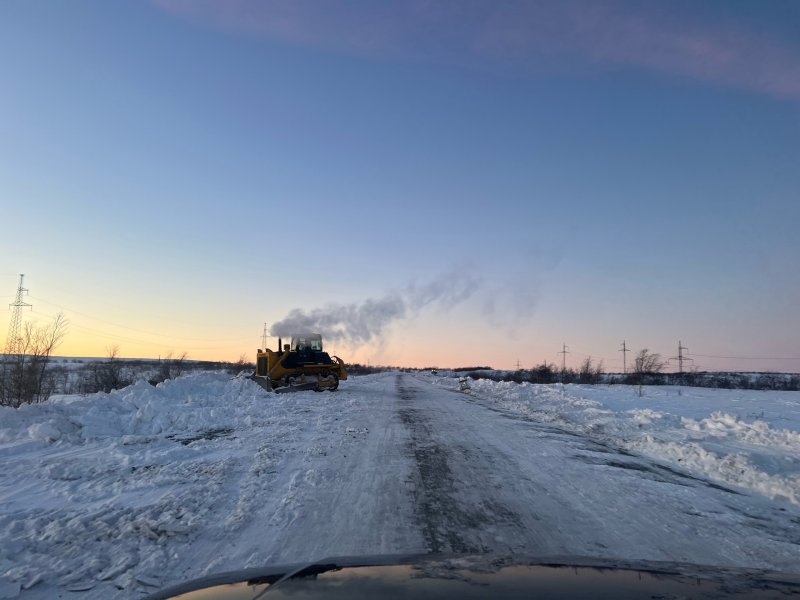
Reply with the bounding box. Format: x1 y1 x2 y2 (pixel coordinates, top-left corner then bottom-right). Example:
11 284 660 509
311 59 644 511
250 372 337 394
273 382 319 394
249 375 273 392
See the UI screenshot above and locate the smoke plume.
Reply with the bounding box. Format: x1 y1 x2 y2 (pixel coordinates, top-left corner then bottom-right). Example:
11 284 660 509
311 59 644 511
270 270 480 346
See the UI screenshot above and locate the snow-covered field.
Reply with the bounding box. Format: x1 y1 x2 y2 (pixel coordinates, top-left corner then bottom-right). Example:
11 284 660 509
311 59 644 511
1 372 799 599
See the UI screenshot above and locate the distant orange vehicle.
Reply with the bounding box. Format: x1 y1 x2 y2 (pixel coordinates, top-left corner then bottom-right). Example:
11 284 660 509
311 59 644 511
253 333 347 393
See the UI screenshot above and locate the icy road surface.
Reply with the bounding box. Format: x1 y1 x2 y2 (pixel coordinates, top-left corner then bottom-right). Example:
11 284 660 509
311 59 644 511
1 372 799 599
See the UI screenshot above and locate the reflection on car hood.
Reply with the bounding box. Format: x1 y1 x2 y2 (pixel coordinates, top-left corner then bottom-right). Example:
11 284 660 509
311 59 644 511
145 554 800 600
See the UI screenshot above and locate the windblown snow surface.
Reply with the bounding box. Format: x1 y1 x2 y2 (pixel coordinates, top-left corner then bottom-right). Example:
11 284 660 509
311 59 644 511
1 372 799 598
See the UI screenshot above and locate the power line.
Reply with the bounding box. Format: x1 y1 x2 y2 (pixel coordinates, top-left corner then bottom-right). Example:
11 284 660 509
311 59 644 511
28 280 223 329
29 295 252 343
563 344 623 364
687 352 800 360
31 308 256 352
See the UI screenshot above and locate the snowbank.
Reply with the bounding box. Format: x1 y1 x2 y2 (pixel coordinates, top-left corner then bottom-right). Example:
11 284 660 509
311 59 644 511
0 373 280 598
451 378 800 505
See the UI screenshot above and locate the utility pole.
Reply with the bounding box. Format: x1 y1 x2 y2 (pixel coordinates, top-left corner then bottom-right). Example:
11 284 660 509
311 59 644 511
559 343 570 371
515 359 521 370
619 340 630 374
673 340 689 374
5 274 32 356
558 343 570 384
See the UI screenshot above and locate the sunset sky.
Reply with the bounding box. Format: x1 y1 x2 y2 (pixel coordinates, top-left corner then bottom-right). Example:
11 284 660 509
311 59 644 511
2 1 799 371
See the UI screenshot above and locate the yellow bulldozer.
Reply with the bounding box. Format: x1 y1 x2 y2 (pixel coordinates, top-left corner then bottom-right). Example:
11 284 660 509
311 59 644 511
253 333 347 393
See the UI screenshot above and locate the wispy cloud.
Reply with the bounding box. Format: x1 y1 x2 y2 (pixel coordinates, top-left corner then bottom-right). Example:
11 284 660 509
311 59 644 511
153 0 800 101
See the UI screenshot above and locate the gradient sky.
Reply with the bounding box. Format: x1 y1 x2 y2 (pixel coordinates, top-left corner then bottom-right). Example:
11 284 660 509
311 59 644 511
1 1 799 371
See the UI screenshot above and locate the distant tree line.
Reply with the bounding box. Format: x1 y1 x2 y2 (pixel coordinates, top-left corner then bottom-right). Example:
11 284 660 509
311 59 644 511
463 355 607 386
460 349 800 392
653 371 800 391
347 363 391 376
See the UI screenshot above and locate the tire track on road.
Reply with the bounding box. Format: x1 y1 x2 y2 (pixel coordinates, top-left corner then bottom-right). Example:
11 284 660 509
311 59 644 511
396 374 528 554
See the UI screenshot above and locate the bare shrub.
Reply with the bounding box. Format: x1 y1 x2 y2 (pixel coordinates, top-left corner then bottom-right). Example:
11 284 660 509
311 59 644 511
632 349 665 396
228 353 254 375
578 356 604 384
150 351 189 385
84 345 133 393
0 313 68 407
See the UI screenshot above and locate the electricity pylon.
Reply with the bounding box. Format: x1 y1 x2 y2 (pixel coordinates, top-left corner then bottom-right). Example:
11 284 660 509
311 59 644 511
5 274 32 355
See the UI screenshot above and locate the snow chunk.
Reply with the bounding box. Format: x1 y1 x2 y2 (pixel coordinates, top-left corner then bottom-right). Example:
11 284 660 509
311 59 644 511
28 421 62 443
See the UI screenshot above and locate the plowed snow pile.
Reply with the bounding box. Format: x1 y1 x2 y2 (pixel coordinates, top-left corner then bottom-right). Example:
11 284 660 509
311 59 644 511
0 373 370 599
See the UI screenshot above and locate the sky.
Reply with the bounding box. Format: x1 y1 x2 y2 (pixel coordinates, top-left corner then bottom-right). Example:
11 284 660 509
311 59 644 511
1 0 799 371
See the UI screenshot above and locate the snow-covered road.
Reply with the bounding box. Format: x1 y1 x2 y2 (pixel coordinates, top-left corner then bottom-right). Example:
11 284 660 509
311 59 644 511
1 372 799 599
394 375 800 564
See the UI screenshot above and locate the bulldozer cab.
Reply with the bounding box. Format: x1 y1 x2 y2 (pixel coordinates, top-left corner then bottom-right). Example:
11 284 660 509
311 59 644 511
290 334 323 352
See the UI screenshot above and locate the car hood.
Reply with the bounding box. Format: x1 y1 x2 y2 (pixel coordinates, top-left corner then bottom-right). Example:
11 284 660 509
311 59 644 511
145 553 800 599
